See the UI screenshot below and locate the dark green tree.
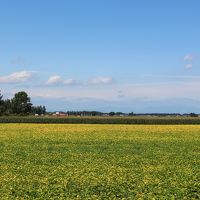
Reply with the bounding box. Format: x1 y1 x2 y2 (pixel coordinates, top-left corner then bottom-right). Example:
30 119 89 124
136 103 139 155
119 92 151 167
109 112 115 116
4 99 12 115
31 105 46 115
11 91 32 115
190 113 198 117
0 91 5 115
42 106 46 114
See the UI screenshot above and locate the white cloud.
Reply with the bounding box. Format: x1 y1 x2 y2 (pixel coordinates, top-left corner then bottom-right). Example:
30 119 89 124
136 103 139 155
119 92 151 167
0 71 34 84
46 75 62 85
185 64 192 69
46 76 77 86
89 77 114 85
184 54 195 61
63 79 77 85
24 80 200 103
46 76 114 86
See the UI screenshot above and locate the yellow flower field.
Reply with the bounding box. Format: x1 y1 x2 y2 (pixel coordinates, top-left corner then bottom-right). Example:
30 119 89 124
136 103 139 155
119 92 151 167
0 124 199 199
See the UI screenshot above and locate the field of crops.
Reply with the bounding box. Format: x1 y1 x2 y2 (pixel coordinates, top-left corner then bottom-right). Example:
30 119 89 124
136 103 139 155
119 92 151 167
0 124 199 199
1 116 200 124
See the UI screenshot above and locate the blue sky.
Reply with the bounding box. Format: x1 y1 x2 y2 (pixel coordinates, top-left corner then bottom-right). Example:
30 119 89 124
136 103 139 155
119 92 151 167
0 0 200 112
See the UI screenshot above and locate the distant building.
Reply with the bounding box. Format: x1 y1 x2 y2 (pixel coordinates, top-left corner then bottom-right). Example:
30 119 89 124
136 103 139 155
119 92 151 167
53 112 68 116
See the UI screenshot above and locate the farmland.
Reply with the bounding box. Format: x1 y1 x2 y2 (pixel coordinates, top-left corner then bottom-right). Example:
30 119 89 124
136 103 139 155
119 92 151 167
1 116 200 124
0 124 200 199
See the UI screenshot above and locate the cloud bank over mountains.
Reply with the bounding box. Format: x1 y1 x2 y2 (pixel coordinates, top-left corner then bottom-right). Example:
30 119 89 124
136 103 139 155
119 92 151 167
2 71 200 112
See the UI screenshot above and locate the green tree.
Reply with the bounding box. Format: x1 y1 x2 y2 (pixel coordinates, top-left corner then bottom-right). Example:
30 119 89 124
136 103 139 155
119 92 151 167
0 91 5 115
11 91 32 115
4 99 12 115
190 113 198 117
42 106 46 114
109 112 115 116
31 105 46 115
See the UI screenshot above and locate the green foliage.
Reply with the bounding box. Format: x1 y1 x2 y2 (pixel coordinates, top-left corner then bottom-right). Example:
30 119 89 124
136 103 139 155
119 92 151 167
31 105 46 115
1 116 200 124
0 91 4 115
109 112 115 116
3 99 12 115
0 124 199 199
190 112 198 117
11 91 32 115
0 90 45 116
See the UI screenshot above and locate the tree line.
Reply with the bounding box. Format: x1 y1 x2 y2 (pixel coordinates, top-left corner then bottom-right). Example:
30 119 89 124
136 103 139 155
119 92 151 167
0 91 46 116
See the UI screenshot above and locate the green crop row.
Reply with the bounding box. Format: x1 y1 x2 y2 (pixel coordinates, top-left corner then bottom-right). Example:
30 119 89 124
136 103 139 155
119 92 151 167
1 116 200 124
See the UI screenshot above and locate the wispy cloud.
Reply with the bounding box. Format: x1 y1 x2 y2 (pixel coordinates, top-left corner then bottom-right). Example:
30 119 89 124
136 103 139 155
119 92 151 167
25 81 200 104
0 71 35 84
185 64 193 69
46 75 62 85
46 75 114 86
88 77 114 85
140 74 200 79
183 54 196 61
46 75 77 86
63 79 77 85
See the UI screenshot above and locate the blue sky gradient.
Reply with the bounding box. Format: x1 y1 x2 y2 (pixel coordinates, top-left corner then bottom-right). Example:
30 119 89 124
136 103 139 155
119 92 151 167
0 0 200 112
